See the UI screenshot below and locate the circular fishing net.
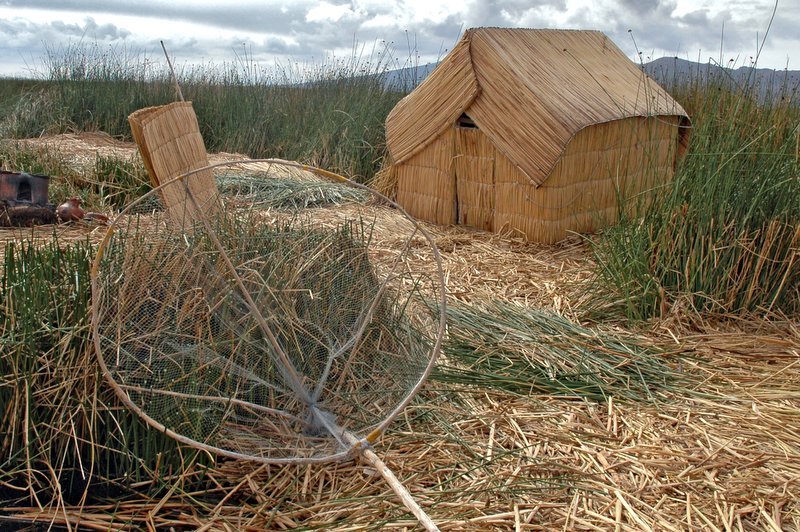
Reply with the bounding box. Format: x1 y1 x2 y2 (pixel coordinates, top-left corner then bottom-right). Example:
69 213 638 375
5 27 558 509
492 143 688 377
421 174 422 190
91 160 446 463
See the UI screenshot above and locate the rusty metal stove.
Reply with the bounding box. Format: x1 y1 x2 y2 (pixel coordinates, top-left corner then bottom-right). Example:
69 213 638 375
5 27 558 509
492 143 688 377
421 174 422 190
0 170 57 226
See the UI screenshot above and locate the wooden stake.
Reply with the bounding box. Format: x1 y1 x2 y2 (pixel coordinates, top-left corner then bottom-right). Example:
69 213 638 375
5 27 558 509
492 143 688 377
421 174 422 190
160 40 184 102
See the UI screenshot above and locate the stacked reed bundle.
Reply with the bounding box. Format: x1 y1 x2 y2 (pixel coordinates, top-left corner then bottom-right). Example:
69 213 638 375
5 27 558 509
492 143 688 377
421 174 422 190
128 101 220 224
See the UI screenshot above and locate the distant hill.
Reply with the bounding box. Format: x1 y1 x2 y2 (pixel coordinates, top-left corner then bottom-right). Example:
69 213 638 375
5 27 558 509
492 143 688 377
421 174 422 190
643 57 800 101
381 62 440 91
384 56 800 101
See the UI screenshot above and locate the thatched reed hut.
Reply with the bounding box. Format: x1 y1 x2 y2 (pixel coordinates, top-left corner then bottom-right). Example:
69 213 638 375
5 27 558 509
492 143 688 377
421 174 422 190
384 28 690 243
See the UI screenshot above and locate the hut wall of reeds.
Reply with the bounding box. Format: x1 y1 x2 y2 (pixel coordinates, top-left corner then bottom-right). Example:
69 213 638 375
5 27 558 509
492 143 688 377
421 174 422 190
385 28 690 243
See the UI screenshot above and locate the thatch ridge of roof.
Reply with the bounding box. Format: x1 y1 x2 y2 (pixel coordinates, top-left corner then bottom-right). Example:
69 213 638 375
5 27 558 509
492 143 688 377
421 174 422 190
385 27 689 187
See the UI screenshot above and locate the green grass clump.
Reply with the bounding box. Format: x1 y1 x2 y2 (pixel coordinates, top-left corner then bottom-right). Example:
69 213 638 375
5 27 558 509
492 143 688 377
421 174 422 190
0 141 75 178
0 237 206 507
92 154 152 210
434 300 686 403
590 68 800 319
188 64 400 180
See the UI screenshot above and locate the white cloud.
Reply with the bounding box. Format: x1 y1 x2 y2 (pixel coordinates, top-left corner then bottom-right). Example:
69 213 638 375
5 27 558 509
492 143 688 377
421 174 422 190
360 14 398 30
0 0 796 77
306 2 357 23
402 0 466 23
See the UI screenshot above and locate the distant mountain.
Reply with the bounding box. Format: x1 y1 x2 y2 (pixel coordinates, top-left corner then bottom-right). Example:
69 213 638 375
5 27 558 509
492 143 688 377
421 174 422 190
381 62 440 91
642 57 800 101
383 56 800 102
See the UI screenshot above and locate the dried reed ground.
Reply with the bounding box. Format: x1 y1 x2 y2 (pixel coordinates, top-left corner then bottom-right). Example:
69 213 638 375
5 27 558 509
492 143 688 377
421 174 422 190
2 135 799 530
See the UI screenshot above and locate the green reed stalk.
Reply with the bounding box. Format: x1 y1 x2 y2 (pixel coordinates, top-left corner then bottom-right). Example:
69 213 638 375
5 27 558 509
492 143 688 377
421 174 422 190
0 237 204 507
591 65 800 319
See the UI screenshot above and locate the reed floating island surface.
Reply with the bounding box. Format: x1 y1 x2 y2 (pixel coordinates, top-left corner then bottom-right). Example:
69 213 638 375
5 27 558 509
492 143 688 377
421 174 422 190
1 30 799 529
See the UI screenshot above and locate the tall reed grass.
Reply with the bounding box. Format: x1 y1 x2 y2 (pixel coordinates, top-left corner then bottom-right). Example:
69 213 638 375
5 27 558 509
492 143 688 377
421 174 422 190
0 237 208 507
590 64 800 319
0 41 411 182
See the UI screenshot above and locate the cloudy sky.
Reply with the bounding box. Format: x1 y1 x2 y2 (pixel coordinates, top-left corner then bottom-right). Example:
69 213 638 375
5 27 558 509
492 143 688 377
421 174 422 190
0 0 797 78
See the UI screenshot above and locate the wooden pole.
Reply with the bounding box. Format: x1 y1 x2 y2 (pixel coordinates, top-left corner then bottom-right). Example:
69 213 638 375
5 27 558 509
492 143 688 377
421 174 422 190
360 446 440 532
160 40 184 102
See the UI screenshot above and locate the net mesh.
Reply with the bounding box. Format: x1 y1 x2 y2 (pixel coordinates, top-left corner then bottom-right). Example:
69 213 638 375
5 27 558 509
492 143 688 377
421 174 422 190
91 161 445 463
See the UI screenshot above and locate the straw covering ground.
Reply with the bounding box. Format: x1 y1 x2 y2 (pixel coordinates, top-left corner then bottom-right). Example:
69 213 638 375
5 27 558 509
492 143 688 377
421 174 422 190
1 135 799 530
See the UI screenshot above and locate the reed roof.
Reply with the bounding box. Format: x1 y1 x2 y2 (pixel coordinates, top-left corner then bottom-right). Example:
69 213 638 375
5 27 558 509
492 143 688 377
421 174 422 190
385 27 689 186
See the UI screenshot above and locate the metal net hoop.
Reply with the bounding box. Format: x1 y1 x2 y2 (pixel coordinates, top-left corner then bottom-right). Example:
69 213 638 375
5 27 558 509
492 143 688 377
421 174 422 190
90 159 447 464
